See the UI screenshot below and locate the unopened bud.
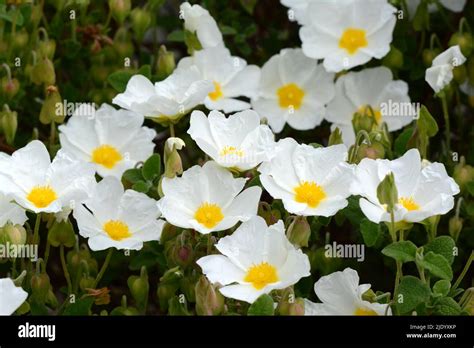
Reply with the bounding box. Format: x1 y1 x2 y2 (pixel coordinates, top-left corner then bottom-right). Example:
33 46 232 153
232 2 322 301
1 105 18 145
131 8 152 42
328 127 343 146
128 266 149 311
352 110 375 135
195 276 225 316
453 157 474 192
31 273 51 303
377 172 398 213
109 0 131 25
164 137 185 178
1 77 20 99
157 45 176 79
286 216 311 248
356 142 385 163
31 58 56 86
48 219 76 248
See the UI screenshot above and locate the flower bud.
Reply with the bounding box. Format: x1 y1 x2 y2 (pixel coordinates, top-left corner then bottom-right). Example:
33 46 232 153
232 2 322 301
2 224 27 245
157 266 183 310
356 142 385 163
109 0 131 25
286 216 311 248
38 39 56 60
46 289 59 308
453 65 467 84
422 48 440 67
131 8 152 42
127 266 149 311
195 276 225 316
258 202 281 226
449 216 463 242
80 276 96 291
1 106 18 145
11 29 29 51
164 137 185 178
160 222 180 244
39 86 65 125
352 111 375 135
453 157 474 192
382 45 404 69
328 127 343 146
377 172 398 213
449 32 473 57
156 45 176 79
47 219 76 248
31 272 51 303
31 58 56 86
1 77 20 99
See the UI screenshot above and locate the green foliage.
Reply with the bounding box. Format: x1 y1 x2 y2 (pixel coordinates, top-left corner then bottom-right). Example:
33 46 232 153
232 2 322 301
247 294 275 316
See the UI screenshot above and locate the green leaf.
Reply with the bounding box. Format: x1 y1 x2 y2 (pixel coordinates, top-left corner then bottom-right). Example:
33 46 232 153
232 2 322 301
360 219 380 247
220 25 238 35
417 251 453 280
167 30 185 42
247 294 275 316
395 276 431 314
432 280 451 297
132 181 152 193
466 181 474 197
63 297 95 316
137 65 152 79
417 105 438 138
168 296 191 316
424 236 456 264
433 297 462 316
142 154 161 181
382 241 417 263
122 168 144 184
394 126 414 155
0 5 25 25
107 70 134 93
240 0 258 14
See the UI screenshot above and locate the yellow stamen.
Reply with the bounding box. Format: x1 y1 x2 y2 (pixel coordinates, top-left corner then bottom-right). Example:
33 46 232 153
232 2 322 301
220 146 244 157
27 186 57 208
194 202 224 229
277 83 305 110
294 181 326 208
244 262 279 290
339 28 368 55
399 197 420 211
357 105 382 124
91 145 122 169
208 81 224 101
354 307 378 316
103 220 131 241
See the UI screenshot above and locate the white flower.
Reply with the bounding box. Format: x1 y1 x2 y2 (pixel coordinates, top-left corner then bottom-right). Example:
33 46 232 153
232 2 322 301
188 109 275 171
73 177 165 251
180 2 224 49
157 161 261 234
425 46 467 94
112 66 214 124
251 48 335 133
0 193 27 228
258 138 354 217
407 0 466 18
0 141 95 214
354 149 460 223
326 67 415 146
197 216 310 303
304 268 391 315
280 0 314 25
299 0 397 72
178 47 260 113
0 278 28 315
59 104 156 179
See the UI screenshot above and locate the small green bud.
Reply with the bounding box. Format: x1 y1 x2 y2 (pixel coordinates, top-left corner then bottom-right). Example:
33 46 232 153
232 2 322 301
47 219 76 248
328 127 343 146
195 276 225 316
1 106 18 145
11 29 29 51
286 216 311 248
156 45 176 79
1 77 20 99
131 8 152 41
109 0 131 25
2 224 27 245
31 273 51 303
382 45 404 69
31 58 56 86
38 40 56 60
258 202 281 226
449 216 463 242
377 172 398 213
453 156 474 192
356 142 385 162
422 48 441 67
164 137 185 178
352 110 375 135
80 276 96 291
449 32 473 57
127 266 149 311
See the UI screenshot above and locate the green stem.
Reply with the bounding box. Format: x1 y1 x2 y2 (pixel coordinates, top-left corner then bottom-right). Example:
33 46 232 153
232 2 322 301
390 210 402 295
93 249 114 288
452 251 474 292
440 93 451 156
207 234 213 254
169 123 175 138
60 245 73 295
49 121 56 150
43 239 51 268
33 214 42 246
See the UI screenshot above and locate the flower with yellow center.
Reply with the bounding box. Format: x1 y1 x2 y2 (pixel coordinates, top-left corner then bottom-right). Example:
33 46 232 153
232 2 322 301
59 103 156 179
252 48 335 133
354 149 460 224
197 216 310 303
299 0 397 72
188 110 275 171
73 177 165 251
177 46 260 113
305 268 391 316
259 138 354 217
0 140 95 214
158 161 262 234
326 67 416 146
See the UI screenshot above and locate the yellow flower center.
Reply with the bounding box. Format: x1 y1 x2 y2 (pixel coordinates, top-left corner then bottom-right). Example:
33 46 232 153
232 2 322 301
354 307 378 316
208 81 224 101
244 262 279 290
194 202 224 229
399 197 420 211
357 105 382 124
294 181 326 208
339 28 368 55
27 185 58 208
91 145 123 169
277 83 305 110
103 220 131 241
220 145 244 157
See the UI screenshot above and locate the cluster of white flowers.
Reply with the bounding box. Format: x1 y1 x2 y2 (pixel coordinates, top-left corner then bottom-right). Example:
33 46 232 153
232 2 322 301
0 0 465 316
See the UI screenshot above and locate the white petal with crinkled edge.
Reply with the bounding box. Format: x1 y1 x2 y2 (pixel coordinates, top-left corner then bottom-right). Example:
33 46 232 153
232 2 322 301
0 278 28 316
